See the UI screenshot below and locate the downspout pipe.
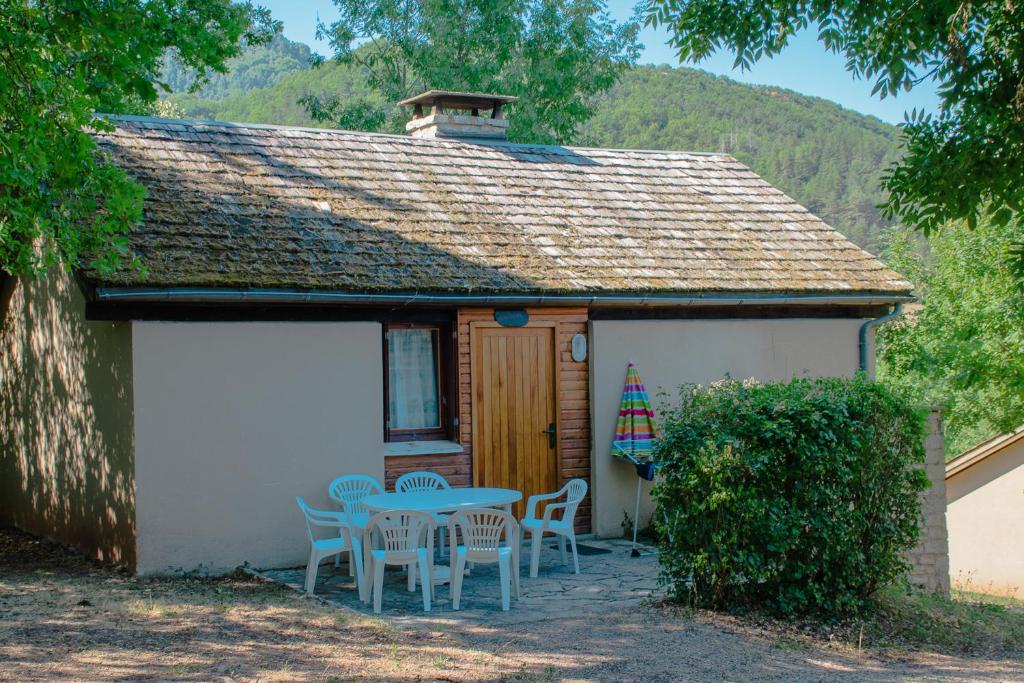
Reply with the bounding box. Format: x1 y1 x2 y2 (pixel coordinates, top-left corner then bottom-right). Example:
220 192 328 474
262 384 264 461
858 303 904 374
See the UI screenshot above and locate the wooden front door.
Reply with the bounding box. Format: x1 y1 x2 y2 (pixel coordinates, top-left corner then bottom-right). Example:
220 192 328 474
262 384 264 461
471 324 558 518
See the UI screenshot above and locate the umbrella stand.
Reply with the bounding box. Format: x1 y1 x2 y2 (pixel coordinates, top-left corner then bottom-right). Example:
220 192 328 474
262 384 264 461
631 476 644 557
616 448 658 558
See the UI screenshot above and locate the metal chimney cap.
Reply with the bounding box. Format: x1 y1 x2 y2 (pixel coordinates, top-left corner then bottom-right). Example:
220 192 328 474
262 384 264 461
398 90 519 110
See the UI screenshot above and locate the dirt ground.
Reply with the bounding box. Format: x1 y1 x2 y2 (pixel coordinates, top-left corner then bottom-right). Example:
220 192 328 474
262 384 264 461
1 527 1022 682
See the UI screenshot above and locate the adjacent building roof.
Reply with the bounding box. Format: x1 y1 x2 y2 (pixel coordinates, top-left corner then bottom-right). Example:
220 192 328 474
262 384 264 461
946 427 1024 479
87 116 912 297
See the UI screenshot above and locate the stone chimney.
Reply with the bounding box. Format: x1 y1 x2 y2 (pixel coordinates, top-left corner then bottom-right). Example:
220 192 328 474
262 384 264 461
399 90 518 141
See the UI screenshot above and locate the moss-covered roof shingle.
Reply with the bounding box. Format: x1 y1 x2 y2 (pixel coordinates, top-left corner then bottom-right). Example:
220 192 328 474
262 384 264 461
87 117 911 296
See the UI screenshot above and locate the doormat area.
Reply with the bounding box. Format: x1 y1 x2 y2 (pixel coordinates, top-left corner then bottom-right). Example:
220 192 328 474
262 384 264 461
549 543 613 555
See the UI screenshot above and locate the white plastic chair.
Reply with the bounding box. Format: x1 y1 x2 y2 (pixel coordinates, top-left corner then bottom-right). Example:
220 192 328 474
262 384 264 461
364 509 436 614
395 471 452 555
328 475 384 531
521 478 588 578
447 508 520 611
328 475 383 575
296 496 365 600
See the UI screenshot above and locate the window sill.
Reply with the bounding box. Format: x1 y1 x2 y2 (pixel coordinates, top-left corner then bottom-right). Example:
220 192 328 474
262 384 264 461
384 440 464 457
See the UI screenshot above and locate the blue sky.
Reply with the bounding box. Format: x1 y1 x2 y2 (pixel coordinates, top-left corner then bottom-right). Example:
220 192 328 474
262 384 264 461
261 0 939 124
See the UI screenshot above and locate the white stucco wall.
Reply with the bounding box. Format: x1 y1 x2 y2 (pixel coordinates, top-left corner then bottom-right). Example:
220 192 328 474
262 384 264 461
589 318 869 538
947 440 1024 597
132 321 384 574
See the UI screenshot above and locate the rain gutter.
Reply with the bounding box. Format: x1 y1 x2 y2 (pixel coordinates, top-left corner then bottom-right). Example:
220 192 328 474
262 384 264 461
858 303 904 373
93 287 915 308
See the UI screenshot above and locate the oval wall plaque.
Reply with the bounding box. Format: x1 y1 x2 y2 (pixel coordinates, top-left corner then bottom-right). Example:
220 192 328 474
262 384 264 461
494 309 529 327
571 333 587 362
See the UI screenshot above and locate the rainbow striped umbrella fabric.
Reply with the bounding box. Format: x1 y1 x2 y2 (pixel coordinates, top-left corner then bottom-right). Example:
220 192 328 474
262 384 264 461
612 362 658 460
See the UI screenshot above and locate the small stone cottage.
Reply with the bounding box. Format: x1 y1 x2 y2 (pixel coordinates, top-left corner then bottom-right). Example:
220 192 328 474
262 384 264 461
0 91 913 573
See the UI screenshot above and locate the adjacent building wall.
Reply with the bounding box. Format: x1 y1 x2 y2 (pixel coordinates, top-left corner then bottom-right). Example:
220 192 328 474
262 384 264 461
0 272 135 566
946 436 1024 598
131 321 384 574
589 318 868 538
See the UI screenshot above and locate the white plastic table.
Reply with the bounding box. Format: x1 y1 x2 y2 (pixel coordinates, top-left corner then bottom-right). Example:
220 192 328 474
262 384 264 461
362 487 522 516
361 487 522 587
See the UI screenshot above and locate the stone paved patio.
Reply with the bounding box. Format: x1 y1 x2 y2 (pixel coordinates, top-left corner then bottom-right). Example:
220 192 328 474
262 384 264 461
258 538 660 627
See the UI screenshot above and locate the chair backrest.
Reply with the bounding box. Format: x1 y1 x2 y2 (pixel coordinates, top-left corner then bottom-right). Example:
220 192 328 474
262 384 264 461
328 475 383 517
365 509 435 563
395 471 451 493
560 478 588 524
448 508 517 562
296 496 351 544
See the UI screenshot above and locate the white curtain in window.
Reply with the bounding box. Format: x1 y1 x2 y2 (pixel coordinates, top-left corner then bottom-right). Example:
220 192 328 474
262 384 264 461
388 329 440 430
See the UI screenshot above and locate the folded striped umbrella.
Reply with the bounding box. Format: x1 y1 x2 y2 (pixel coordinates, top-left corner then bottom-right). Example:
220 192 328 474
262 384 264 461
611 362 658 462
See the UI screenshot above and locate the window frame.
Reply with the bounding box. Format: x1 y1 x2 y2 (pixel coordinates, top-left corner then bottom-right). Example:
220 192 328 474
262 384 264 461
383 321 456 443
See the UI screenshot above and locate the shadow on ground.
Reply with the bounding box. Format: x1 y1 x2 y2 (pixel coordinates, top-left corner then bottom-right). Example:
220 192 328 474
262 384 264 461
2 527 1022 682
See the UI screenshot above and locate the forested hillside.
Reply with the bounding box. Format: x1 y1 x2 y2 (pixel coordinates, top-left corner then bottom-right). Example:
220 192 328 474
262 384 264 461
168 57 381 128
161 35 313 100
165 39 902 252
581 68 901 251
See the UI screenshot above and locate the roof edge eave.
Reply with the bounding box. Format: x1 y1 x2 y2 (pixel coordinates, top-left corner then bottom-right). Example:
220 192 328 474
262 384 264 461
946 426 1024 479
90 285 916 308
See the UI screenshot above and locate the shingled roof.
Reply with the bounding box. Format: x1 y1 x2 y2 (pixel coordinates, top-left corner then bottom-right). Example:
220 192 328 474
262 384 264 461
87 116 912 298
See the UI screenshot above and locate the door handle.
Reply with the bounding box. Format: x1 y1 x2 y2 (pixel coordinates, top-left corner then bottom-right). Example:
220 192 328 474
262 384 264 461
543 422 557 449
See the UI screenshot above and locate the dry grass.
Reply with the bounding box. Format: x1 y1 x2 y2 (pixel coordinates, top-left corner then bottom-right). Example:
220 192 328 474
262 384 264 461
0 528 487 682
952 577 1024 611
865 587 1024 656
2 527 1023 682
953 589 1024 610
680 586 1024 664
1 570 451 681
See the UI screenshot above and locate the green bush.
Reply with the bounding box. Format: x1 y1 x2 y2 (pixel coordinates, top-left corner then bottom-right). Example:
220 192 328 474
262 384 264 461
653 376 929 617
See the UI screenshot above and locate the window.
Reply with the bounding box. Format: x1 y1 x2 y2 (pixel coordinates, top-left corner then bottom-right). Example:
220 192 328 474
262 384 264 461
384 323 453 442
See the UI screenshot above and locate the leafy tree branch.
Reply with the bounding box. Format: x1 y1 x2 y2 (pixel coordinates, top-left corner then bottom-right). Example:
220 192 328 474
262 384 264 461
0 0 279 278
645 1 1024 274
878 219 1024 455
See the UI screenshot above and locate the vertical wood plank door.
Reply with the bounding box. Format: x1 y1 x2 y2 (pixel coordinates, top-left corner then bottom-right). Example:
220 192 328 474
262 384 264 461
471 324 558 519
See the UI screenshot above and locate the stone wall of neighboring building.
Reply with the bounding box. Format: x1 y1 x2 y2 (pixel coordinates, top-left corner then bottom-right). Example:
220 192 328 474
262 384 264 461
906 409 951 595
